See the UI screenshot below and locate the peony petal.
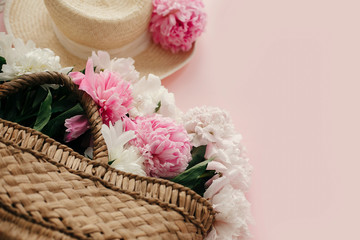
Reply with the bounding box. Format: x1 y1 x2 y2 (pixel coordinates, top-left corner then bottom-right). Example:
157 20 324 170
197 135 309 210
128 114 191 178
149 0 206 52
64 115 90 142
70 59 133 125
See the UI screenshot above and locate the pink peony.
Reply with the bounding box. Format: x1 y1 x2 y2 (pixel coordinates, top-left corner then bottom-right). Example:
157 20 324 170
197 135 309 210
64 114 90 142
69 59 133 125
149 0 206 53
128 114 192 178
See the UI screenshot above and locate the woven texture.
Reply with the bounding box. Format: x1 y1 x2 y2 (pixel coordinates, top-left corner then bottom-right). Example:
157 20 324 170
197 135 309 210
45 0 153 48
0 72 215 239
4 0 195 79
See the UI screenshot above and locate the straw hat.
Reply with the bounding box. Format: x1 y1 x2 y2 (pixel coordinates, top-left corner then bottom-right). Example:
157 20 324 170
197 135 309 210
3 0 196 79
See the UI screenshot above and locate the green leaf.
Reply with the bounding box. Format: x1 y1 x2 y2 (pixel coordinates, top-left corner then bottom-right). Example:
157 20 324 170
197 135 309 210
155 101 161 113
42 103 84 137
191 170 216 196
171 149 217 196
20 88 38 115
33 90 52 131
15 91 25 111
4 94 19 121
171 158 212 190
51 96 78 113
187 145 207 169
32 87 48 109
17 112 40 122
0 56 6 73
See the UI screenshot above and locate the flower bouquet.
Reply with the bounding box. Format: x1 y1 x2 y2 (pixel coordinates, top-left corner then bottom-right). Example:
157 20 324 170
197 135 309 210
0 33 252 239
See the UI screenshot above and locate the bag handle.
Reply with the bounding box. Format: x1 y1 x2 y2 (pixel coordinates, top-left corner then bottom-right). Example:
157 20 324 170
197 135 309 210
0 71 109 164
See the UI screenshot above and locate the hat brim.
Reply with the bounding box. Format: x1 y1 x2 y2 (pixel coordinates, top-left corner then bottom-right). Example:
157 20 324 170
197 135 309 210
4 0 195 79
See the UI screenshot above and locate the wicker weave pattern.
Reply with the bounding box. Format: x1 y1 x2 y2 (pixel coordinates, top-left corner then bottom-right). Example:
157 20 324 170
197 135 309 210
0 72 215 239
0 139 202 239
0 119 215 236
0 208 75 240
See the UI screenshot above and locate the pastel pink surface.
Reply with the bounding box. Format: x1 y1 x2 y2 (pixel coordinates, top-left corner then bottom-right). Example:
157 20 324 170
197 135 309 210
1 0 360 239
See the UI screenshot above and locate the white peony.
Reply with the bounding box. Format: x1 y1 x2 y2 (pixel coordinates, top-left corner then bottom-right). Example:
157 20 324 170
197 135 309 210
0 33 72 80
101 120 146 176
90 51 140 83
205 184 252 240
90 51 179 119
182 106 238 148
205 143 252 192
129 74 180 119
183 106 252 239
204 145 252 240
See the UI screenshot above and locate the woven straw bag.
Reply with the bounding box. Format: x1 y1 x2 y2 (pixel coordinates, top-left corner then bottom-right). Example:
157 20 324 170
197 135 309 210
0 72 215 240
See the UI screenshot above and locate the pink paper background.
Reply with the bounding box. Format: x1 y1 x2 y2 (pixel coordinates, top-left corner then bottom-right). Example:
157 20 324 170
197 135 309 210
1 0 360 239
